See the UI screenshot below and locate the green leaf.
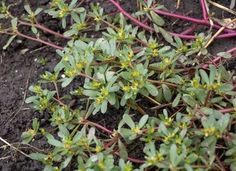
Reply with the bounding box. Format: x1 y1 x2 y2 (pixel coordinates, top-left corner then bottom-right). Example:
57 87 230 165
209 65 216 84
162 84 172 102
118 139 128 160
145 83 158 96
46 134 63 147
59 125 70 138
69 0 78 8
24 4 32 14
172 93 181 107
199 69 209 84
21 131 33 144
147 0 153 7
11 18 18 31
123 114 135 128
101 101 108 113
154 25 173 44
30 153 47 161
150 11 165 26
3 35 16 50
31 26 38 34
62 18 66 29
184 164 193 171
61 156 72 169
25 96 38 104
62 77 74 87
218 114 230 133
183 94 197 107
64 29 77 37
138 114 149 128
217 52 232 59
32 118 39 131
35 8 43 15
170 144 178 166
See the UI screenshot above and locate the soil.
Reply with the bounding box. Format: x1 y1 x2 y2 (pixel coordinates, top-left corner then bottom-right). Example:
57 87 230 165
0 0 235 170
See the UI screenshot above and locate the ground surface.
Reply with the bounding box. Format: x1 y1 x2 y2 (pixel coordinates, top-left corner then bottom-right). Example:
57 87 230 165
0 0 236 170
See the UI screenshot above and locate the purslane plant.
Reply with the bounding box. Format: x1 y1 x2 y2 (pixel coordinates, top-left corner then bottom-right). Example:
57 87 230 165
1 0 236 171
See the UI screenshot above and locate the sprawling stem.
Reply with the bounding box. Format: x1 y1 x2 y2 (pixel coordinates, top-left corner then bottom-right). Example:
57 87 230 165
16 31 64 50
19 21 71 39
108 0 236 40
202 46 236 68
200 0 208 20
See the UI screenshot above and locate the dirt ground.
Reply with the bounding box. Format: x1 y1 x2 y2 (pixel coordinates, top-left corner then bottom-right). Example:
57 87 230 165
0 0 236 170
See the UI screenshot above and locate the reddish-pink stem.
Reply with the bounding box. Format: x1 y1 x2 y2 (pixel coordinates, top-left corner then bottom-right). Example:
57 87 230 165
114 151 145 163
219 108 235 113
108 0 154 31
200 0 208 20
181 24 198 35
108 0 236 40
86 120 113 134
16 31 64 50
19 21 71 39
153 9 234 33
202 46 236 68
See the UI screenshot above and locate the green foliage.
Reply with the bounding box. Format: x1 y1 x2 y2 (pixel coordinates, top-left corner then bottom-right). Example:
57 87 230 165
1 0 233 170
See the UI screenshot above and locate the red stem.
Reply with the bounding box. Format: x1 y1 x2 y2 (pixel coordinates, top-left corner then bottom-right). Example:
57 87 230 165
219 108 235 113
108 0 236 40
19 21 71 39
154 9 235 34
202 46 236 68
108 0 154 32
114 151 145 163
16 31 64 50
200 0 208 20
181 24 198 35
85 120 113 134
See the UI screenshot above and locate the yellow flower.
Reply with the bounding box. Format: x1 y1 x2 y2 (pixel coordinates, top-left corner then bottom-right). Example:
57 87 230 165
64 139 72 149
28 129 36 136
155 153 164 161
128 51 133 59
121 60 130 68
131 126 141 134
94 146 103 153
33 85 42 94
94 16 101 22
148 42 158 49
152 49 158 56
192 79 200 88
76 62 83 70
92 81 102 88
203 127 216 137
122 85 131 92
118 28 125 40
131 81 139 91
164 117 173 126
59 7 69 18
131 70 140 77
101 87 109 97
98 161 105 170
76 23 86 31
163 58 171 65
65 68 77 77
95 96 104 105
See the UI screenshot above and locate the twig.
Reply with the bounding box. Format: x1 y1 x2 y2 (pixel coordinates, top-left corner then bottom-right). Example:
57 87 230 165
53 81 60 99
207 0 236 15
0 137 30 158
215 155 227 171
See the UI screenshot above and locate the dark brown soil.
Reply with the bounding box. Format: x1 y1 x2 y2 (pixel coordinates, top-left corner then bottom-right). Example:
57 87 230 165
0 0 235 170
